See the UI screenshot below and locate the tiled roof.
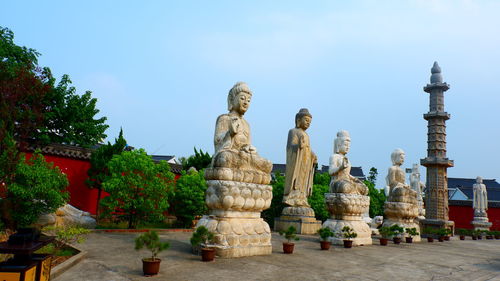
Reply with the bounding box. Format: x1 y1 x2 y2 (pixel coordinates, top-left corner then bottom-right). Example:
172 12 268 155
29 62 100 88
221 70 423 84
448 177 500 202
26 143 93 160
151 155 175 162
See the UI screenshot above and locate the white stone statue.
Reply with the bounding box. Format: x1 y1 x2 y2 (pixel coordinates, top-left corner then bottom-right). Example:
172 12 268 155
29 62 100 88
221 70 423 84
322 130 371 246
283 108 317 207
329 131 368 196
370 216 384 235
409 163 425 218
196 82 273 258
382 149 420 241
204 82 272 184
473 176 488 216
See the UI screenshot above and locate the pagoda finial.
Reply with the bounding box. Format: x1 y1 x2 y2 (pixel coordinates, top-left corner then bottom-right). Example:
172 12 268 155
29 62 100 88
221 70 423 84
430 61 443 84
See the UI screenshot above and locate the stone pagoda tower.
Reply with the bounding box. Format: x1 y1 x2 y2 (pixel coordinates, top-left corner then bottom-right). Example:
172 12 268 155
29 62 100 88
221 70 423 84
420 62 455 232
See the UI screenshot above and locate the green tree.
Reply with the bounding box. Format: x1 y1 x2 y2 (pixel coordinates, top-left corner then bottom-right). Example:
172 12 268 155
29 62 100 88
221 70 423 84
364 167 386 217
180 147 212 171
170 169 207 227
262 173 285 228
6 151 69 228
100 149 174 229
86 129 127 216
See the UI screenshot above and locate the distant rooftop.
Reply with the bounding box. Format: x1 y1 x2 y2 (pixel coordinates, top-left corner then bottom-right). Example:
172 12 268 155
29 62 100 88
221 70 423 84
448 177 500 202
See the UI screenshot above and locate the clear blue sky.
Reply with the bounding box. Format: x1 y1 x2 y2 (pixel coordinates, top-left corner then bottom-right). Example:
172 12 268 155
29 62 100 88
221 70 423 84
3 1 499 187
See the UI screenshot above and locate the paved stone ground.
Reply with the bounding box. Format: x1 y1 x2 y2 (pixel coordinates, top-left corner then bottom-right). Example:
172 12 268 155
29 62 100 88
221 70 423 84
54 232 500 281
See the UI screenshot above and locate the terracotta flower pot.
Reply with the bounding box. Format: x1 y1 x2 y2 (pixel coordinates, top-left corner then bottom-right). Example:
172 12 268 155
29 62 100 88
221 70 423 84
379 238 388 246
459 235 465 240
283 242 295 254
201 248 216 262
486 235 493 240
320 241 331 250
444 236 450 241
393 237 401 244
427 237 434 243
438 236 444 242
478 236 483 240
472 236 477 240
405 237 413 243
343 240 353 248
142 258 161 276
495 235 500 239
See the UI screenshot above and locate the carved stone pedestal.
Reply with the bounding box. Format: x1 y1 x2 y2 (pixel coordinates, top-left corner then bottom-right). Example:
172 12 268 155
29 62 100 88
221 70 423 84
383 201 421 242
471 213 492 231
195 180 273 258
274 207 321 235
322 193 372 246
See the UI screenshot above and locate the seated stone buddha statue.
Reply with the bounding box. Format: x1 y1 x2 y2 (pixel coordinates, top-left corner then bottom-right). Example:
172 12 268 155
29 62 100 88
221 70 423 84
386 149 417 204
205 82 272 184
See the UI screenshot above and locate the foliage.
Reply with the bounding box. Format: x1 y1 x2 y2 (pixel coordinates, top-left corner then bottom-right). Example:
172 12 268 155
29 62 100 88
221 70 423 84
279 226 299 243
341 226 357 240
180 147 212 171
364 167 386 217
435 228 448 237
170 169 207 228
405 227 419 237
262 173 285 228
422 227 436 235
389 225 404 237
0 26 108 148
86 129 127 216
379 226 393 238
309 172 330 222
456 228 468 236
7 152 68 228
317 227 335 241
135 231 170 261
190 226 214 247
100 149 175 229
43 224 91 254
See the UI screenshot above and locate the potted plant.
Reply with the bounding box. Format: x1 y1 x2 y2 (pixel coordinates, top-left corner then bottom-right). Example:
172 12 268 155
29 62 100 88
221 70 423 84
279 226 299 254
317 227 334 250
477 230 484 240
471 229 479 240
456 228 468 240
390 225 404 244
436 228 447 242
190 226 216 261
405 227 419 243
493 230 500 239
378 226 393 246
135 231 170 276
423 227 435 242
341 226 357 248
486 231 494 240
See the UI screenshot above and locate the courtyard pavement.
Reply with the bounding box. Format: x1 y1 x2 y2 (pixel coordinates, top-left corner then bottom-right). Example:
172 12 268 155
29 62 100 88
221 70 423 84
53 232 500 281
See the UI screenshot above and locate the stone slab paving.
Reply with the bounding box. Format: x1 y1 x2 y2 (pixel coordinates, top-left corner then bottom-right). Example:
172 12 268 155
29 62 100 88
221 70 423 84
54 232 500 281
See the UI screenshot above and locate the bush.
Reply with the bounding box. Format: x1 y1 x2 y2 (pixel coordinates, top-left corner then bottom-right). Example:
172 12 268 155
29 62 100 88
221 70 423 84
379 226 393 239
7 152 68 228
190 226 214 248
100 149 175 229
135 231 170 261
317 227 335 241
405 227 419 237
262 173 285 228
279 226 299 243
308 181 329 222
43 224 91 254
341 226 357 240
170 169 207 228
389 225 404 237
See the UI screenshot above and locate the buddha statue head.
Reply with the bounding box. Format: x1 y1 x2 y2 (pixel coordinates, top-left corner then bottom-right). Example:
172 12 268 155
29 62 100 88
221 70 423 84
476 176 483 184
334 130 350 155
391 149 405 166
227 82 252 114
295 108 312 130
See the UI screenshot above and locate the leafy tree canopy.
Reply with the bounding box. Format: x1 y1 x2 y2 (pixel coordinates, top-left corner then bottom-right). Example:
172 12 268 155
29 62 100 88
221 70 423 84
100 149 175 229
170 169 207 227
364 167 386 217
6 151 69 228
180 147 212 171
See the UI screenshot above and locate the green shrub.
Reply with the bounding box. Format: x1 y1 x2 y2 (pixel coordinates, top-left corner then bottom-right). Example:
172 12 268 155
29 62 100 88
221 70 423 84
341 226 357 240
379 226 393 238
262 173 285 228
279 226 299 243
135 231 169 261
389 225 404 237
100 149 175 229
317 227 334 241
170 169 207 228
7 152 68 228
405 227 419 238
190 226 214 247
42 224 91 254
